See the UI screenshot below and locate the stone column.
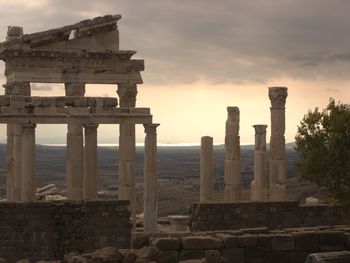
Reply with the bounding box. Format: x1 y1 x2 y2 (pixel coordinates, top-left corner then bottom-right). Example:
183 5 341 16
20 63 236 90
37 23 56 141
66 124 84 200
224 107 241 202
84 123 99 199
251 125 268 201
4 81 30 202
143 123 160 233
117 83 138 229
21 124 36 201
6 125 15 201
268 87 288 201
12 125 23 201
65 83 85 200
200 136 214 202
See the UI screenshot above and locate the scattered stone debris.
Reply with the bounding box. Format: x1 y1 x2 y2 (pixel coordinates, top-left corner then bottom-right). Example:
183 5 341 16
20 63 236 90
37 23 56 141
305 251 350 262
305 196 320 205
63 246 163 263
35 184 67 201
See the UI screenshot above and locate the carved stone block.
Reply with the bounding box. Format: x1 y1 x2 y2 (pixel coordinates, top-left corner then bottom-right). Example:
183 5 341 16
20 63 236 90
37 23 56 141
103 97 118 107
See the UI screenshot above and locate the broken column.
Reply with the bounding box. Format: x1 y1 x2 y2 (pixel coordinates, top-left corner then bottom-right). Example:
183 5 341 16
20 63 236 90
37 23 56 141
65 83 85 200
200 136 214 202
117 83 138 229
21 124 36 201
84 123 99 199
268 87 288 201
250 125 268 201
224 107 241 202
143 123 160 233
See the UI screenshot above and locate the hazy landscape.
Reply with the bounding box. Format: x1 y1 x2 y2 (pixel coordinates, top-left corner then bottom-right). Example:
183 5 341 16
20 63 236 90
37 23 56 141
0 143 324 216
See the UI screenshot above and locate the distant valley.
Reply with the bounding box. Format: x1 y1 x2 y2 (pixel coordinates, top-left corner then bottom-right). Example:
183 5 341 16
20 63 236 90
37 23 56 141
0 143 322 216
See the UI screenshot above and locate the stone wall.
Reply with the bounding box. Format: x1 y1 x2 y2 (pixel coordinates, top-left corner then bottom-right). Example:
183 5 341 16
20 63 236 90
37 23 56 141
190 201 346 232
0 200 131 262
145 226 350 263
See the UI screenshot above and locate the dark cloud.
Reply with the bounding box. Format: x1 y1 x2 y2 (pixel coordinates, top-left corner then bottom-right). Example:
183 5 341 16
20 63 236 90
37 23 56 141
0 0 349 85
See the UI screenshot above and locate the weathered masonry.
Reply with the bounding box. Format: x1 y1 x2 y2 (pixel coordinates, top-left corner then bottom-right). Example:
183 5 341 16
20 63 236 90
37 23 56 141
0 15 159 232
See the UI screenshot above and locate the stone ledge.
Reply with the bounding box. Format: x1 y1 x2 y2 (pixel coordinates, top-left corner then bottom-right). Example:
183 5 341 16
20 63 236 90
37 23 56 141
134 227 350 263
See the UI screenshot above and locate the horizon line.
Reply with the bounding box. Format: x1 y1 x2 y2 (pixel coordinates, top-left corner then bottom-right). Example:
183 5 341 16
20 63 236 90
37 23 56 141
33 142 295 147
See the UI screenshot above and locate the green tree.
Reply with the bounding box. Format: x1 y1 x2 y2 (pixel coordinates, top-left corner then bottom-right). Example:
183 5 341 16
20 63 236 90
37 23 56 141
295 99 350 207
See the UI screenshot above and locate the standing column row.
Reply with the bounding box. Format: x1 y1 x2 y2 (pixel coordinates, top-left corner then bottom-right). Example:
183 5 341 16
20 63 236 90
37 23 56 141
65 83 90 201
200 136 214 202
66 124 84 200
66 122 99 200
250 125 268 201
4 81 31 202
268 87 288 201
84 123 99 199
117 83 138 230
143 123 160 233
6 123 36 202
118 123 136 228
224 107 241 202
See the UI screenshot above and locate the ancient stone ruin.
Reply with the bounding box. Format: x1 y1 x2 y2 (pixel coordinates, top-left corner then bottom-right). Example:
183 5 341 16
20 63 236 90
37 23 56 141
0 15 159 233
200 87 288 202
0 14 348 263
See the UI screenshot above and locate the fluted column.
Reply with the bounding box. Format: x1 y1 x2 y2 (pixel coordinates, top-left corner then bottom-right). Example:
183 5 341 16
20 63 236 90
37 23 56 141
251 125 268 201
66 124 84 200
12 124 23 201
224 107 241 202
65 83 85 200
143 123 160 233
117 83 138 230
84 123 99 199
268 87 288 201
200 136 214 202
21 124 36 201
3 80 30 202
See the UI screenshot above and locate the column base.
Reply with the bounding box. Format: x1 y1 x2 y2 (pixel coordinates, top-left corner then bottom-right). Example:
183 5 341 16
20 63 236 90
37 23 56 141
269 183 286 201
224 184 241 202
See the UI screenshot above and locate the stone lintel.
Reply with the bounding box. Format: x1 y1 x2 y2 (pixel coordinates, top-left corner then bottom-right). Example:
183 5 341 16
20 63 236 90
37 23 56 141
5 69 143 85
1 49 138 60
0 95 120 108
0 115 152 125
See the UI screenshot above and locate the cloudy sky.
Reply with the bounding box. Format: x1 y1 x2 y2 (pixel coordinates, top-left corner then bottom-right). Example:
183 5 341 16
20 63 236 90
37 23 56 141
0 0 349 144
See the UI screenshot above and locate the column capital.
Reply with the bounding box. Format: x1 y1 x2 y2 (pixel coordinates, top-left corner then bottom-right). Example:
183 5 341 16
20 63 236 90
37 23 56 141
68 124 83 135
84 123 99 135
117 84 137 107
268 87 288 108
144 123 160 135
253 124 268 134
21 123 36 135
65 83 85 96
84 123 99 129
